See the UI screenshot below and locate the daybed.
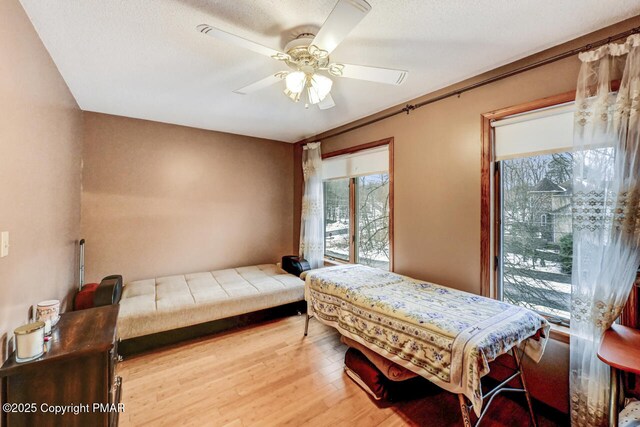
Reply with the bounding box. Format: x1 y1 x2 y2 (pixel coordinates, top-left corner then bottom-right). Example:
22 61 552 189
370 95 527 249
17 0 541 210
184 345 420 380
117 264 304 341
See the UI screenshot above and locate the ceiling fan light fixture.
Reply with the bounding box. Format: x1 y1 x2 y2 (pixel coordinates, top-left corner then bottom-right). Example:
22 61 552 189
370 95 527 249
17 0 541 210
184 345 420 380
307 74 333 104
284 71 333 105
285 71 306 95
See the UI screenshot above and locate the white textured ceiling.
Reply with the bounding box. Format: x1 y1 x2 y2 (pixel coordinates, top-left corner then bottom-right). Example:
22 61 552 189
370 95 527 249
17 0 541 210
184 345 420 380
19 1 640 142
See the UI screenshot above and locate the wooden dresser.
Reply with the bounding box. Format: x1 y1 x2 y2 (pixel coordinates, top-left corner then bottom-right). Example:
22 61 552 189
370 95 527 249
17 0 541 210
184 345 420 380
0 305 121 427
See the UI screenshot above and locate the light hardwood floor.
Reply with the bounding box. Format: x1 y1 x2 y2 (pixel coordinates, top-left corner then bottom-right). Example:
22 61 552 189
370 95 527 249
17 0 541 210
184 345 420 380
117 315 565 427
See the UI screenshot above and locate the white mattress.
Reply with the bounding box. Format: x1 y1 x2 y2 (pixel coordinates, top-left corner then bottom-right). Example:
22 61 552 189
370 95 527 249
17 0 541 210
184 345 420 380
117 264 304 340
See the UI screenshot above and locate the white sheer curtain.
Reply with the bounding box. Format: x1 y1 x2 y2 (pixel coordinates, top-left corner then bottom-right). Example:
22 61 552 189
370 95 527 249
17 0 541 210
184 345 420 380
300 142 324 269
571 34 640 426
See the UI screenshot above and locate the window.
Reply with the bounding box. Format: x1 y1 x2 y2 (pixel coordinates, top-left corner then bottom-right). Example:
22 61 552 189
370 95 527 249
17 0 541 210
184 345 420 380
492 102 575 325
322 141 393 270
500 153 573 323
324 178 350 261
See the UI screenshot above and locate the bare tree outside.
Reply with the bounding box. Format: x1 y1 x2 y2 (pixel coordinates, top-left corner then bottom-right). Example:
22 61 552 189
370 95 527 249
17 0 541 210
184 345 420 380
323 174 390 270
501 152 573 323
356 174 390 270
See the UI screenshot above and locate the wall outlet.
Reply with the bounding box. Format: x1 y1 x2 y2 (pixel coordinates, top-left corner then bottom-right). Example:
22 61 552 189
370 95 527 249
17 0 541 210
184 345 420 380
1 231 9 257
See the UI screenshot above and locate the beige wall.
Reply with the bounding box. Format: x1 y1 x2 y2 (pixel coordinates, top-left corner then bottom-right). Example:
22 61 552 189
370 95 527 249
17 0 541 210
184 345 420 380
81 113 294 283
294 16 640 414
0 1 83 361
297 17 640 293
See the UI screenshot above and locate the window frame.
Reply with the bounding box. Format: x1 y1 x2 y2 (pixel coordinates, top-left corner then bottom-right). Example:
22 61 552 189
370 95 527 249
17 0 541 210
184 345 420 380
322 138 395 271
481 91 576 342
479 85 632 342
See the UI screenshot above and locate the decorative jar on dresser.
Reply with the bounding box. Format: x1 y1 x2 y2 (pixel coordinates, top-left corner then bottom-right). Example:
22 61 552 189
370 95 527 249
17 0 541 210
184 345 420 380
0 305 121 427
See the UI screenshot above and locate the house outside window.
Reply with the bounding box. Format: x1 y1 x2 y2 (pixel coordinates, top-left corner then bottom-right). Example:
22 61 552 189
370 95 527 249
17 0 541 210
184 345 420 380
501 154 573 323
493 103 575 324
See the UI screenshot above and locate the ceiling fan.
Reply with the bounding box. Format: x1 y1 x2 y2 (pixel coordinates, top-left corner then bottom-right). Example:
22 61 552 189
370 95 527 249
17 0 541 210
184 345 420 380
197 0 408 110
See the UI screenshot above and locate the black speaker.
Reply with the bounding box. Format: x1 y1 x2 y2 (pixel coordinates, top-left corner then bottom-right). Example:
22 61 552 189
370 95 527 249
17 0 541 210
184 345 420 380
281 256 311 277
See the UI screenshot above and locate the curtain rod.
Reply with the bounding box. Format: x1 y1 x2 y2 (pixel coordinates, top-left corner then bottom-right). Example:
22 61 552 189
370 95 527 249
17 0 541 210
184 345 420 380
301 25 640 144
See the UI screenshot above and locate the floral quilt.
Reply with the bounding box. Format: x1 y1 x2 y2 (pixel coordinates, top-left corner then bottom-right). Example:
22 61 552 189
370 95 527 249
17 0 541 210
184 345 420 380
305 264 550 416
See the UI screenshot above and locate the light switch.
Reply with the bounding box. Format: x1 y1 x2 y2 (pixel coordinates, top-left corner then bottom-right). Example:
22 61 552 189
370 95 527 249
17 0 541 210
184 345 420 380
1 231 9 257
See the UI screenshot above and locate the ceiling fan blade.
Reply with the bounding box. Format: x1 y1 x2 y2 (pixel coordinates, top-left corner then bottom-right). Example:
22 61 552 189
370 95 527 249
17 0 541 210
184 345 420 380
311 0 371 56
197 24 290 61
318 93 336 110
233 72 287 95
328 63 408 85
